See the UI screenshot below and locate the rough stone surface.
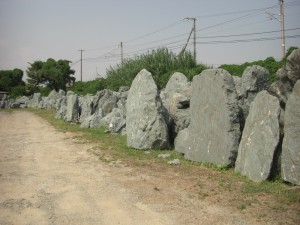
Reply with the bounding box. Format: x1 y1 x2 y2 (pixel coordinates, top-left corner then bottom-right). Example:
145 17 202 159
126 69 170 150
233 76 242 97
79 94 94 123
158 154 171 159
269 49 300 107
55 97 67 120
174 128 190 154
93 90 119 117
235 91 280 182
239 65 270 119
15 96 29 105
160 72 191 138
66 92 79 122
99 108 126 134
28 93 42 108
281 80 300 185
162 72 191 100
175 69 241 166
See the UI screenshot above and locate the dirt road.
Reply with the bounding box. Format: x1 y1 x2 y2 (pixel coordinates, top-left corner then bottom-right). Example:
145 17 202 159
0 111 295 225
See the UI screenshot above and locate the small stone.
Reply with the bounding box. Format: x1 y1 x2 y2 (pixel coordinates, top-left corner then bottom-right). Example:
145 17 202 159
158 154 171 159
168 159 181 165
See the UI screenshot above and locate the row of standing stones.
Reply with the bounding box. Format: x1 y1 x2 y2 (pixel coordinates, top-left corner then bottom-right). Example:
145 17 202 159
1 49 299 185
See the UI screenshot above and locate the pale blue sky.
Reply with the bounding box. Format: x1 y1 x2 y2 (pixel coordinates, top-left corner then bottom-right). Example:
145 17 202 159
1 0 299 81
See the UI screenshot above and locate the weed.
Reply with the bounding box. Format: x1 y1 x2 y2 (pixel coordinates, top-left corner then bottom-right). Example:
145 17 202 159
238 203 246 211
201 162 229 171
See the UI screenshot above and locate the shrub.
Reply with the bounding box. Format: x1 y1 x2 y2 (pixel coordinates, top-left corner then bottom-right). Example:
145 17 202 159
105 48 209 90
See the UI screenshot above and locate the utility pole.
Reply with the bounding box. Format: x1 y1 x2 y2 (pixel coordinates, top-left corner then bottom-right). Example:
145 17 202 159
279 0 286 58
78 49 84 82
120 42 124 66
183 17 197 61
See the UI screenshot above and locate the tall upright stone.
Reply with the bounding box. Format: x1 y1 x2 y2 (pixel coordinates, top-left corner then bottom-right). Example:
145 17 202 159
79 94 94 123
281 80 300 185
126 69 169 150
66 92 79 122
160 72 191 137
235 91 280 182
239 65 270 119
175 69 241 166
269 49 300 106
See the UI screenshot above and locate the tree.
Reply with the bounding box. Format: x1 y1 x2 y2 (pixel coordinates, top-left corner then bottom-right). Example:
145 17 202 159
27 58 75 91
0 68 25 92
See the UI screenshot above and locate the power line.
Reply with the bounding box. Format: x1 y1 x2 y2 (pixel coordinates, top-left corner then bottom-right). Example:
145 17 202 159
196 34 300 45
124 20 184 44
197 27 300 39
71 2 300 67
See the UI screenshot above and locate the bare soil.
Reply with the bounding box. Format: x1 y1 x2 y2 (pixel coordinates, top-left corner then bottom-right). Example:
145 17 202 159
0 110 299 225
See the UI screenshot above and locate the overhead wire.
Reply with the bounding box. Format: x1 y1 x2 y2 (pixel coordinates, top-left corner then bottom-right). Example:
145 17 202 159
73 2 300 65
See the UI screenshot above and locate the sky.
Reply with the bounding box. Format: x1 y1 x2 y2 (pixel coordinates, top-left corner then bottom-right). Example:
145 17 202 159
0 0 300 82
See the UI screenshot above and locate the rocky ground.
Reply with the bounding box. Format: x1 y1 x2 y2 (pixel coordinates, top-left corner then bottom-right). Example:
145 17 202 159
0 110 299 225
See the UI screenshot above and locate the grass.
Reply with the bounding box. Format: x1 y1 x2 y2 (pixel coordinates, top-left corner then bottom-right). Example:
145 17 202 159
20 108 300 209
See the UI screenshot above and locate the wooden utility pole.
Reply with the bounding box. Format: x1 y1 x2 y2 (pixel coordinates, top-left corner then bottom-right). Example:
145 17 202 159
279 0 286 58
183 17 197 61
193 18 196 61
79 49 84 82
120 42 124 66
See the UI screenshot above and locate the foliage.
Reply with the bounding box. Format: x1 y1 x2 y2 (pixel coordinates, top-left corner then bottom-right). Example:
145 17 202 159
69 78 107 95
26 58 75 91
105 48 209 90
219 46 298 82
0 69 25 92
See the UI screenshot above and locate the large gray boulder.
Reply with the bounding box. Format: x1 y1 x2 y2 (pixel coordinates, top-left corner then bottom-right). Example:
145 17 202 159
235 91 280 182
269 49 300 107
160 72 191 138
15 96 30 108
79 94 94 123
47 89 65 109
80 108 104 129
0 94 9 109
28 93 42 108
66 92 79 122
99 108 126 134
239 65 270 119
126 69 170 150
174 128 189 154
55 96 67 120
281 80 300 185
92 89 119 117
175 69 241 166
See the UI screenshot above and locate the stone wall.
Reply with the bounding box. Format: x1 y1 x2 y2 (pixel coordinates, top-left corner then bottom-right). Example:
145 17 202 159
2 49 299 185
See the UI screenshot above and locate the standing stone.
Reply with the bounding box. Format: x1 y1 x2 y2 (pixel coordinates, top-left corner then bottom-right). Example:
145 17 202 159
126 69 170 150
28 93 42 108
92 89 119 117
176 69 241 166
240 65 270 119
235 91 280 182
269 49 300 106
80 108 104 129
66 92 79 122
281 80 300 185
55 96 67 120
160 72 191 137
174 128 190 154
99 108 126 134
79 94 94 123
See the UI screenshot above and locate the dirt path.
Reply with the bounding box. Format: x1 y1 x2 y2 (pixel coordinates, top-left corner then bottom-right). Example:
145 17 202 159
0 111 295 225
